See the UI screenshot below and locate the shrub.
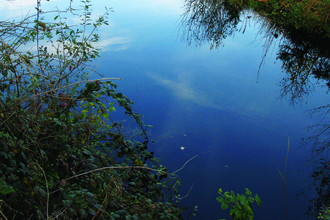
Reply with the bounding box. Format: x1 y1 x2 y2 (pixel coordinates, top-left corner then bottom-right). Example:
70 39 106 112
0 1 184 219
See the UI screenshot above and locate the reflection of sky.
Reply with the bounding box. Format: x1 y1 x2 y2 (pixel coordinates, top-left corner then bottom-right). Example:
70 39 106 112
96 2 328 219
2 1 329 219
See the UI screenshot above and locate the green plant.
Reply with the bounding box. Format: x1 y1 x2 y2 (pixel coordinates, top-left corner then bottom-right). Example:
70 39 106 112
0 1 185 219
216 188 261 220
318 206 330 219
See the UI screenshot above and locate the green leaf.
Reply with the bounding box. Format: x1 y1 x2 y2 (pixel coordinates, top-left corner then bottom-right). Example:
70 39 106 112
216 196 224 203
86 82 96 90
246 205 253 215
247 197 254 203
87 94 96 102
221 203 229 210
83 150 92 155
86 192 94 198
0 185 15 195
94 204 104 211
102 113 109 119
109 91 116 98
118 135 124 143
236 194 241 202
230 209 235 216
73 195 83 204
98 88 107 95
88 208 96 216
225 196 231 204
231 190 236 199
255 194 261 206
65 145 73 153
245 188 252 196
235 210 241 219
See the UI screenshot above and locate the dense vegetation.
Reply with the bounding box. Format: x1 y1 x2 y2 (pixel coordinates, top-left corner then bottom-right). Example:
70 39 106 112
0 1 186 219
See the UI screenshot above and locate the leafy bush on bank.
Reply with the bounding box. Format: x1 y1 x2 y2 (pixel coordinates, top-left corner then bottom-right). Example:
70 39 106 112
0 1 185 219
227 0 330 37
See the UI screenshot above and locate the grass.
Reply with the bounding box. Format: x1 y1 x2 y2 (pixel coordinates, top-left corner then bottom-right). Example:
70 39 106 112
228 0 330 38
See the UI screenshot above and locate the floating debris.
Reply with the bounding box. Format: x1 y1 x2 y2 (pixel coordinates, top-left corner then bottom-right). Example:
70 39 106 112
181 146 185 150
183 134 187 136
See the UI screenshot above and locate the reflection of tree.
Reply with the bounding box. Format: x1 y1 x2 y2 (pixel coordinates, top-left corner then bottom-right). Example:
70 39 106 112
179 1 330 216
276 31 330 214
297 149 330 217
257 21 330 217
276 30 330 105
180 0 248 49
299 104 330 216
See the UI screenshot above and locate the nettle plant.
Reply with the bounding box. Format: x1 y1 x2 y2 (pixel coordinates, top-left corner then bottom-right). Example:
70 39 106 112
217 188 261 220
0 0 185 219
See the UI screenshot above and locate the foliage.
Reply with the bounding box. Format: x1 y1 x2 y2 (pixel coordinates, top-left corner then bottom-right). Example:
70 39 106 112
319 206 330 219
0 0 185 219
216 188 261 220
242 0 330 37
218 0 330 37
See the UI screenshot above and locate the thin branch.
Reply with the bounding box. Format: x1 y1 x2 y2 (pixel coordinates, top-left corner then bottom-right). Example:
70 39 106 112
21 77 122 103
174 183 194 201
276 137 290 220
0 211 8 220
63 166 167 182
283 137 290 220
172 155 198 174
37 164 49 220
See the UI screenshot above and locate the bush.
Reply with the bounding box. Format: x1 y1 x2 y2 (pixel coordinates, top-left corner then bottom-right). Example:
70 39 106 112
0 1 184 219
217 188 261 220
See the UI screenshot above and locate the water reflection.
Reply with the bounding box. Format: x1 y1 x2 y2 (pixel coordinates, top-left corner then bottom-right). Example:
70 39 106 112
180 0 330 217
180 0 247 49
146 71 224 110
272 21 330 219
277 30 330 105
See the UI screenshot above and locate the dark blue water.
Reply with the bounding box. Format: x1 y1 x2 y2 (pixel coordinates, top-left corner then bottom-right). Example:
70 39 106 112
4 0 328 219
88 1 330 219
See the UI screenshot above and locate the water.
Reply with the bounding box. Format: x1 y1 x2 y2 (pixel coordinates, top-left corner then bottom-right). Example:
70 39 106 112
2 0 329 219
94 1 329 219
97 1 330 219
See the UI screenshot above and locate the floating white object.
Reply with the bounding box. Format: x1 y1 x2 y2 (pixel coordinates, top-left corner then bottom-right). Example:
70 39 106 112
181 146 185 150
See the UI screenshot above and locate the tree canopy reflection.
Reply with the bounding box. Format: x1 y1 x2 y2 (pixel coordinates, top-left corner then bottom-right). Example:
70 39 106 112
180 0 249 49
179 0 330 105
277 30 330 105
180 0 330 217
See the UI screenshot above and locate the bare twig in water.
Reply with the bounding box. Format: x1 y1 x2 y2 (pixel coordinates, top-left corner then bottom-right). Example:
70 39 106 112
174 183 194 201
276 137 290 220
172 155 198 174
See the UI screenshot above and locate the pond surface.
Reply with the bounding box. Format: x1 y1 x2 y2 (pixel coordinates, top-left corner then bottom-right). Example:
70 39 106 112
94 1 329 219
3 0 329 219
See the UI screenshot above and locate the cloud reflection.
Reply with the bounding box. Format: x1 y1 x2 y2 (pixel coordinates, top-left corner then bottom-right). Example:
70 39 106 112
146 71 224 110
96 37 131 51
